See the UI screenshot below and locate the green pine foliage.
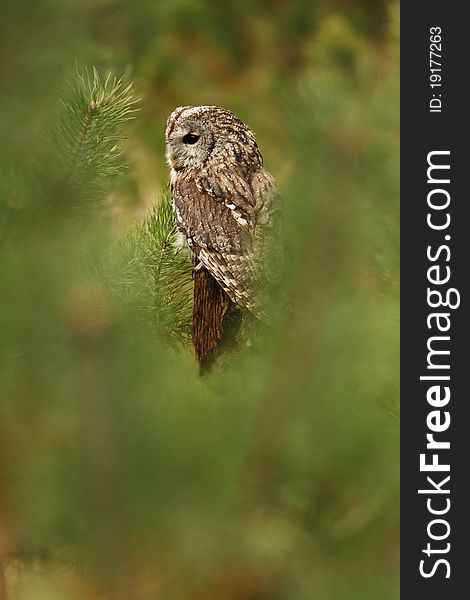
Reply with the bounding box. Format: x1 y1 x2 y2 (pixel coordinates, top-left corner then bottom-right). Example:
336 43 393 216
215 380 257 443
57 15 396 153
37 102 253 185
0 67 139 244
45 67 139 216
136 197 194 343
98 195 193 346
55 69 138 182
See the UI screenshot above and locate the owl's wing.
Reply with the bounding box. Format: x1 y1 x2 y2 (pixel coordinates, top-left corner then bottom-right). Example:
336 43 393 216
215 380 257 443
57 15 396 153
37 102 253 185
250 168 281 283
172 166 273 315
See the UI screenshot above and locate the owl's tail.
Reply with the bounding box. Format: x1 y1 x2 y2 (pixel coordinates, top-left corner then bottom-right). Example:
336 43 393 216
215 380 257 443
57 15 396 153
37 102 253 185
192 268 242 375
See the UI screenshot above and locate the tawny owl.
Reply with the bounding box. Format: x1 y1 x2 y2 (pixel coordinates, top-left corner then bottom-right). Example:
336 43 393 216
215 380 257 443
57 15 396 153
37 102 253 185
165 105 279 319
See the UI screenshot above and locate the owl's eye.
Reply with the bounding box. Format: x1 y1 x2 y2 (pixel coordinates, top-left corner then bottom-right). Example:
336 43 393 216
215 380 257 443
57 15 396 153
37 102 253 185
182 133 200 145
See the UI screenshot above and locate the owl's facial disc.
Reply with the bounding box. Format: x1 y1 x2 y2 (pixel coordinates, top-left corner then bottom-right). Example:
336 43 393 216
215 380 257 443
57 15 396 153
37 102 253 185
166 120 213 170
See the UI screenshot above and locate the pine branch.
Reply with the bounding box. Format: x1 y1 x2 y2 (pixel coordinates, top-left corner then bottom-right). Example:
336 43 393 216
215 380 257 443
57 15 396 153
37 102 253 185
0 66 139 244
95 195 194 347
48 66 139 213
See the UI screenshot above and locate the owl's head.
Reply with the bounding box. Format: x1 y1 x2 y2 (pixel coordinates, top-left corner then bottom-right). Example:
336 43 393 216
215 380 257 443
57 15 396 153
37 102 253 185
165 105 260 171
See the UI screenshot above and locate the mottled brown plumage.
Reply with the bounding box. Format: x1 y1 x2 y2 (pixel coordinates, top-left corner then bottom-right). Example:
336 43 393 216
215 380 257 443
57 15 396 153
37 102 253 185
165 105 279 318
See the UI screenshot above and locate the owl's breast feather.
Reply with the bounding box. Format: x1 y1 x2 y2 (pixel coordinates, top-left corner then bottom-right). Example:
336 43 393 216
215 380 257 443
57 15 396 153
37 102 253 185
170 168 178 187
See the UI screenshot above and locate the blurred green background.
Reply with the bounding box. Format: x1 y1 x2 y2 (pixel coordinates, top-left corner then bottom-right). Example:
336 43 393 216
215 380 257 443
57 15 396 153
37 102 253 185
0 1 399 599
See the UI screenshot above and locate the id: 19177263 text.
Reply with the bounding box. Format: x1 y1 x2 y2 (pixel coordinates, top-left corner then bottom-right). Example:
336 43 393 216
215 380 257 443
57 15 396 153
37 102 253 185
429 26 443 113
